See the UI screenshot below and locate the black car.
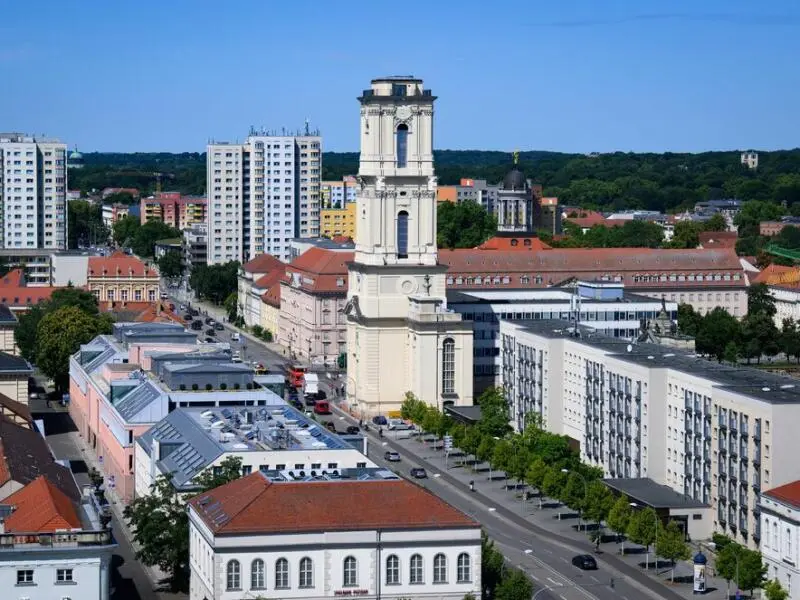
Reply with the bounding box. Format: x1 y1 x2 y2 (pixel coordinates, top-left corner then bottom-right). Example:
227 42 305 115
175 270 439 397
410 467 427 479
205 317 214 325
214 322 224 331
324 421 336 433
190 308 199 316
183 313 193 321
204 337 215 343
571 555 597 570
190 321 203 330
345 425 360 435
205 328 216 336
372 415 388 426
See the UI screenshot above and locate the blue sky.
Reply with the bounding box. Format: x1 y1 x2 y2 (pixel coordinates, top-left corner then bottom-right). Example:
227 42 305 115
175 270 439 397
2 0 799 153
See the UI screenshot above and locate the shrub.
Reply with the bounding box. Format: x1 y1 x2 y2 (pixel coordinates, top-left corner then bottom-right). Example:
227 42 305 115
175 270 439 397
191 383 199 391
252 325 264 337
220 383 228 390
179 384 186 391
205 383 213 391
233 383 240 390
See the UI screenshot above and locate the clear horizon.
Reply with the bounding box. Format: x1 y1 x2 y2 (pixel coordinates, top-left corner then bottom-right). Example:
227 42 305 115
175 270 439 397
3 0 799 154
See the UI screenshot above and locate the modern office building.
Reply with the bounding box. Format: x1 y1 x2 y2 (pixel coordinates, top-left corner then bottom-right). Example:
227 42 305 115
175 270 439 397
345 76 474 416
187 472 481 600
0 133 67 250
449 280 679 389
206 131 322 264
135 405 373 497
500 318 800 548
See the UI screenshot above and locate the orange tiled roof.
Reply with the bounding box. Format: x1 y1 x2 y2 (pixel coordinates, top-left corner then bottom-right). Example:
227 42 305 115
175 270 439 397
242 253 283 274
262 282 281 308
3 476 81 533
0 269 60 308
764 480 800 510
752 263 799 286
88 252 157 278
189 473 478 535
477 235 552 251
282 248 353 294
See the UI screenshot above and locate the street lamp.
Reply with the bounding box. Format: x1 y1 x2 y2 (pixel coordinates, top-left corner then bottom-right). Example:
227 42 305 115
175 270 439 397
630 502 659 572
561 469 588 529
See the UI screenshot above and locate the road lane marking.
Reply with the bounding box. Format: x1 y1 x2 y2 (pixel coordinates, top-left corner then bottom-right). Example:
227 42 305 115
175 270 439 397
488 507 496 512
589 575 599 582
547 577 562 586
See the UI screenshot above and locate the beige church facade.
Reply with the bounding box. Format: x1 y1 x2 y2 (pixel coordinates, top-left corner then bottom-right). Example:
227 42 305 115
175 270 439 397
344 77 474 417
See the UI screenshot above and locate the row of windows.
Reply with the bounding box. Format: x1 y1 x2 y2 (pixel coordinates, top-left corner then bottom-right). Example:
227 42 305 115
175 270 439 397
16 567 73 584
226 553 472 591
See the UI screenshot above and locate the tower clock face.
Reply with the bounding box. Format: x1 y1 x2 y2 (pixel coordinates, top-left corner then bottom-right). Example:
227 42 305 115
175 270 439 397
396 106 411 121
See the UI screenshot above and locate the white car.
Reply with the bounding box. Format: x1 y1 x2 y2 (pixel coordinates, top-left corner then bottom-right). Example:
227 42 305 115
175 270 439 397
231 332 241 342
388 419 412 431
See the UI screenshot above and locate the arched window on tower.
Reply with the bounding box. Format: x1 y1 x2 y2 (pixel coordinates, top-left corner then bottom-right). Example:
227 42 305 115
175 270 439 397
396 124 408 168
397 211 409 259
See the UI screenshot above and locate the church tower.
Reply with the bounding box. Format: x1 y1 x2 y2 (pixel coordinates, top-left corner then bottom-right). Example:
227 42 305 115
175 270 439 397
345 77 473 417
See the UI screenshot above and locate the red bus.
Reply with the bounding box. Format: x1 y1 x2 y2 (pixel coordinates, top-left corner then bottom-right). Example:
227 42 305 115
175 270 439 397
286 365 306 388
313 401 331 415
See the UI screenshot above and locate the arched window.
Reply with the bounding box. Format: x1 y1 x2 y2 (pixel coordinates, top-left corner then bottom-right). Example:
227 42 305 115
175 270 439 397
457 553 472 583
343 556 358 587
397 211 409 259
251 559 265 590
299 557 313 588
396 124 408 168
410 553 424 584
226 560 241 590
442 338 455 394
275 557 289 589
433 553 448 583
386 554 400 585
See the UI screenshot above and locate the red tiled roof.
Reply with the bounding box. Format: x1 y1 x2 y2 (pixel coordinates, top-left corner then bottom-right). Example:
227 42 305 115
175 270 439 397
763 480 800 510
439 247 746 290
253 270 283 291
477 235 552 251
698 231 738 249
282 248 353 294
88 252 157 278
262 282 281 308
3 476 81 533
0 269 60 308
242 253 284 274
189 473 478 535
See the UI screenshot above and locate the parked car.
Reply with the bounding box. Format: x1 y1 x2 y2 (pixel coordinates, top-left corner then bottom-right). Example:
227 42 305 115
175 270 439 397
179 304 186 311
205 317 215 325
231 332 240 342
214 322 224 331
345 425 360 435
190 308 199 316
324 421 336 433
183 313 193 321
190 321 203 330
388 418 412 431
571 555 597 570
205 328 216 336
313 401 331 415
384 451 401 462
410 467 427 479
372 415 388 426
204 337 215 343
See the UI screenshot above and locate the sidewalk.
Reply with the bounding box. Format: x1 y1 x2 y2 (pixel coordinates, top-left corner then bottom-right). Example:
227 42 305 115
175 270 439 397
387 432 732 600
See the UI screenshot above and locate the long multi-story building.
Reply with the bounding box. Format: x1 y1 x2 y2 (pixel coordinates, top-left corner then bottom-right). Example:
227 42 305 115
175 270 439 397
141 192 207 229
0 133 67 250
206 132 322 264
320 202 357 239
500 318 800 549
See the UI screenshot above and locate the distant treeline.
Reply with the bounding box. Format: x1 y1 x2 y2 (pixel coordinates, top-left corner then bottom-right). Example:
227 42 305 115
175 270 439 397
70 149 800 213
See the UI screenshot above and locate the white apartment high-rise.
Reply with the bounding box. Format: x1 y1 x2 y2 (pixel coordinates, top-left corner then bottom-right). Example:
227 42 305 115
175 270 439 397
206 131 321 264
0 133 67 250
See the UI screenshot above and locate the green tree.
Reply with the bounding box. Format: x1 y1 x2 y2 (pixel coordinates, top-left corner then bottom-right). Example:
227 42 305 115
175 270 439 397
104 191 137 205
669 220 703 249
481 533 505 600
113 214 141 247
157 250 184 279
677 303 703 337
723 341 740 364
476 436 496 470
764 578 790 600
131 221 182 257
462 427 483 468
717 543 767 597
36 306 113 392
475 387 511 438
541 467 567 502
748 282 777 317
704 212 728 232
15 287 101 361
525 457 548 491
561 472 587 513
780 318 800 363
696 307 741 362
583 480 614 532
491 440 514 475
626 507 658 569
740 311 780 363
607 495 633 552
654 521 690 581
123 475 189 591
437 200 497 249
68 200 108 248
193 455 243 491
190 262 240 305
224 292 239 324
495 567 533 600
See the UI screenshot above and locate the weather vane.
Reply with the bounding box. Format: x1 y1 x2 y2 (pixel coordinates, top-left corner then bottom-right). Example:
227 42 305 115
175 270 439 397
513 150 519 165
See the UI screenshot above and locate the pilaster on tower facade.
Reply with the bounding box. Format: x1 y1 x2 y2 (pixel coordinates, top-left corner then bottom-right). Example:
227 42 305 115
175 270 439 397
345 77 473 417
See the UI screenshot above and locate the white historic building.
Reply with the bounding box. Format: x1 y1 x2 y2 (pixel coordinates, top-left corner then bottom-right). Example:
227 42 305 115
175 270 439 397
188 473 481 600
345 77 473 416
500 318 800 548
761 481 800 598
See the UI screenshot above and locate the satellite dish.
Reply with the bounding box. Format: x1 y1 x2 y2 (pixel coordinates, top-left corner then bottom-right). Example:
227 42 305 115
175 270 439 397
626 344 633 353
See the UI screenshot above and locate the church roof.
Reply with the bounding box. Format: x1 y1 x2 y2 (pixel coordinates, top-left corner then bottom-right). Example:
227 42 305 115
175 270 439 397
502 168 528 191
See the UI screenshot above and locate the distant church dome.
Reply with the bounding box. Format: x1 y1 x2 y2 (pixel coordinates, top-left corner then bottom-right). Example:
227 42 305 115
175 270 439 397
69 150 83 160
503 168 527 191
68 148 84 169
